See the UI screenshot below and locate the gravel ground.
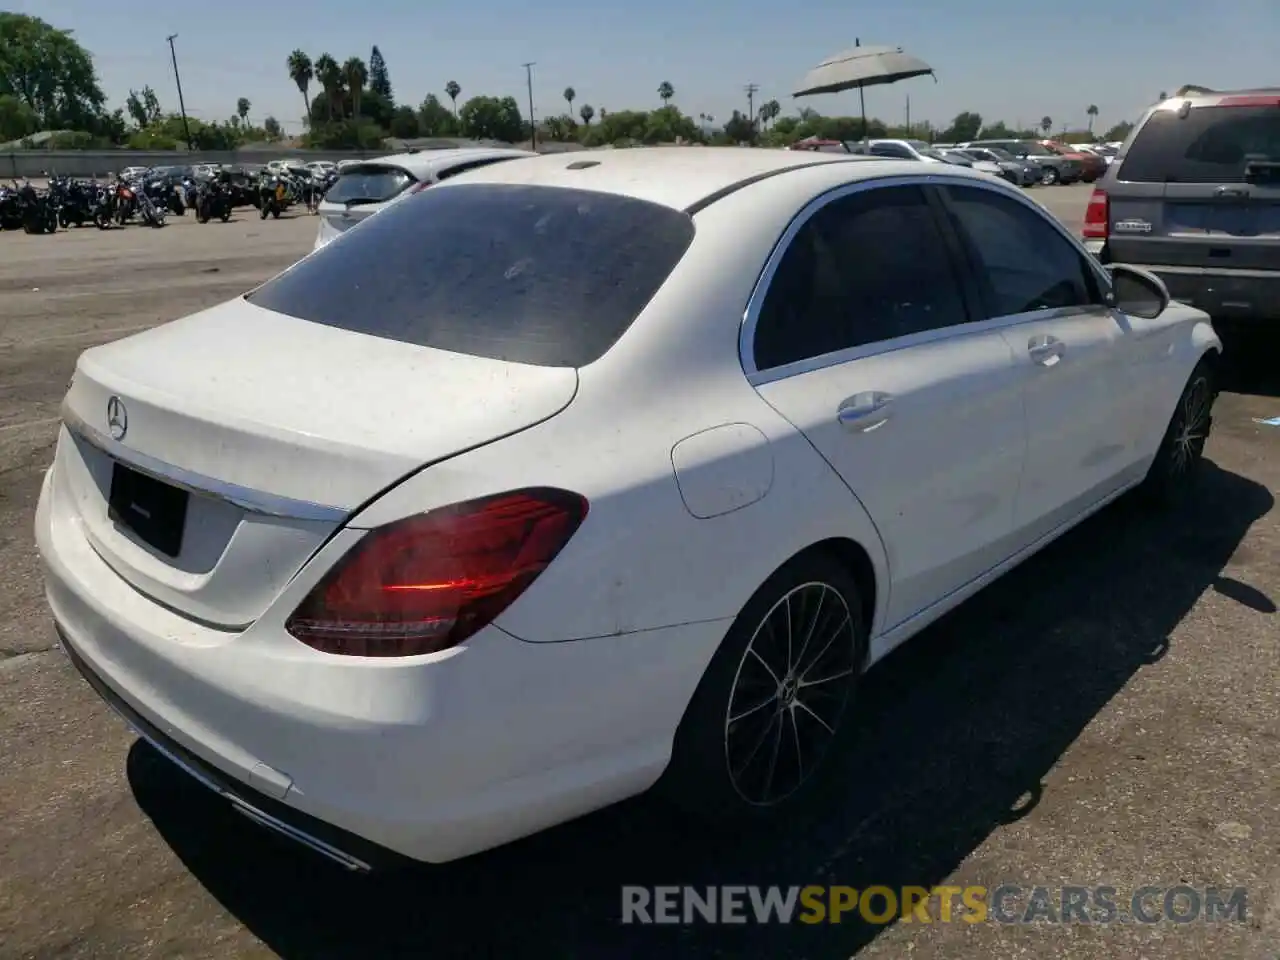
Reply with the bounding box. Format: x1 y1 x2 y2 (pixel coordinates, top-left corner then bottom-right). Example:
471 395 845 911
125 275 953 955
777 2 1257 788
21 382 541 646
0 187 1277 960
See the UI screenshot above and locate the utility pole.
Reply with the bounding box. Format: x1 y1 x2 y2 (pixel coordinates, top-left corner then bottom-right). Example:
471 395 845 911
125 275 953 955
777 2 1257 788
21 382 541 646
905 94 911 137
166 34 193 152
744 82 759 135
522 62 537 151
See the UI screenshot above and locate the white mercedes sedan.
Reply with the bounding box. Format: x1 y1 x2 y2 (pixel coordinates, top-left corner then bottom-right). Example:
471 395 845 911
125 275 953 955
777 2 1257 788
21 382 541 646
37 148 1221 871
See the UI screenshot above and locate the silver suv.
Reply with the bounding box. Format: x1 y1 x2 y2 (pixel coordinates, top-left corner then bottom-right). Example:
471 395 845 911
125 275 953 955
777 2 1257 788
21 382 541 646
1086 87 1280 323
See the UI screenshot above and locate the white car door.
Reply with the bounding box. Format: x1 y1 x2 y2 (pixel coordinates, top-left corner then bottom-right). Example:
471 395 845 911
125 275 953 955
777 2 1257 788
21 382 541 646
746 181 1027 630
934 182 1142 548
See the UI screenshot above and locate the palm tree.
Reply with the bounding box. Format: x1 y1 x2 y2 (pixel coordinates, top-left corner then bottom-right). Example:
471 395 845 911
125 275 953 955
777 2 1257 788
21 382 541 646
767 100 781 125
1086 104 1099 134
445 80 461 117
563 87 575 116
657 81 674 106
236 97 251 125
286 50 313 125
1040 115 1053 135
757 104 769 130
314 54 341 122
344 57 368 122
579 103 594 126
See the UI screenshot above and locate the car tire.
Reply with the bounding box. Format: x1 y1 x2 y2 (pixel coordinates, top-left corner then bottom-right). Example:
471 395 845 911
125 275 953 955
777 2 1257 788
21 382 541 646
1040 167 1059 186
657 550 867 827
1140 358 1217 506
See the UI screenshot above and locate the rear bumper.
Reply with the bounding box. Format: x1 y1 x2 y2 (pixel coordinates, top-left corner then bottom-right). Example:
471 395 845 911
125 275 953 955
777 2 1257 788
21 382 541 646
35 466 726 866
1108 260 1280 321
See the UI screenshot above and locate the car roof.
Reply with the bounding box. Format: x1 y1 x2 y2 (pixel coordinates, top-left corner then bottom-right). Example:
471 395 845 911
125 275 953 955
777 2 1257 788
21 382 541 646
354 147 537 178
432 146 890 211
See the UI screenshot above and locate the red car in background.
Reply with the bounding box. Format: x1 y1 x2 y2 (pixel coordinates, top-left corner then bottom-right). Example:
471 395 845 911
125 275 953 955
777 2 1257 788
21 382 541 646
1038 139 1106 182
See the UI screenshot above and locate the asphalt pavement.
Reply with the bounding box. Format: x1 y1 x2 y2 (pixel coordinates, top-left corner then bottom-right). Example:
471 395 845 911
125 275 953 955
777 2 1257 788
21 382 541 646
1 185 1278 960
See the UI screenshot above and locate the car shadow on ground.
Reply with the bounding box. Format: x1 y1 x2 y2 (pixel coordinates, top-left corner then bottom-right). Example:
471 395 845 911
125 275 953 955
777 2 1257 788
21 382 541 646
128 451 1274 959
1217 324 1280 399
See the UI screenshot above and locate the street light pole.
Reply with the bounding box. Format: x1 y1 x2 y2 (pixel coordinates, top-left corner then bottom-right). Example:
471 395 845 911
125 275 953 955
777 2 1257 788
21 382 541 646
522 61 537 150
166 34 193 152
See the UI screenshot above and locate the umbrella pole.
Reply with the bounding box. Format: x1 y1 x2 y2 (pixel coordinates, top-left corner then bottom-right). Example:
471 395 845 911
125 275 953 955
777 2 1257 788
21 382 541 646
859 85 868 146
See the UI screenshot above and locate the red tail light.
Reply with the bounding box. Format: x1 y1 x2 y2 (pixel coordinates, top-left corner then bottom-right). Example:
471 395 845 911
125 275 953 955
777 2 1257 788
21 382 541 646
286 488 588 657
1082 187 1109 239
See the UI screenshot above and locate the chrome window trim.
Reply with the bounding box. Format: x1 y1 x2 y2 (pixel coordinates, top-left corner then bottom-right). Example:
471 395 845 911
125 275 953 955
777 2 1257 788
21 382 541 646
61 401 350 523
738 172 1114 384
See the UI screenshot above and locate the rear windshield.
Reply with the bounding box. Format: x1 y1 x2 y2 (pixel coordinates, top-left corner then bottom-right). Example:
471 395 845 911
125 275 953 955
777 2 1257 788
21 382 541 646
324 164 415 205
1119 105 1280 183
246 183 696 367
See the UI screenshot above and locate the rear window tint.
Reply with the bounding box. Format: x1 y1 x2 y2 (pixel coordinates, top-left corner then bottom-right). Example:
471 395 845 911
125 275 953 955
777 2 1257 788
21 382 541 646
1119 105 1280 183
246 183 695 367
323 165 415 204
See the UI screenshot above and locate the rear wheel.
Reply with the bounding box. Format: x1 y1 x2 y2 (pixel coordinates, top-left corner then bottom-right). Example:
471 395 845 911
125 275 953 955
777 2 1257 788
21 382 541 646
1140 358 1216 506
658 551 866 826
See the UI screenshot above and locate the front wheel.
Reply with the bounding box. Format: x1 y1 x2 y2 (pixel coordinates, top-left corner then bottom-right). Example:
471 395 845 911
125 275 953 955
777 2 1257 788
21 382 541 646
1140 359 1217 506
260 203 270 220
1040 166 1059 186
658 551 866 826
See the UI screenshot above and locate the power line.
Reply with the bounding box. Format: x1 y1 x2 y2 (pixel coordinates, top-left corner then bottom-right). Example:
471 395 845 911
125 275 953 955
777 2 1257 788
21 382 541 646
165 35 193 150
744 82 759 130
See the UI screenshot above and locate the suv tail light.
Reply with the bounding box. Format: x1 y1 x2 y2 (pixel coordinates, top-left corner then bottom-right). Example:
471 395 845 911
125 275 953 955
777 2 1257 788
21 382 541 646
1083 187 1109 239
286 488 588 657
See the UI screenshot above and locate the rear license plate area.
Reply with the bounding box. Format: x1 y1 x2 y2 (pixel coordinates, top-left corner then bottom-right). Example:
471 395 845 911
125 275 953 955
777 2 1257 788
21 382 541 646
108 462 189 558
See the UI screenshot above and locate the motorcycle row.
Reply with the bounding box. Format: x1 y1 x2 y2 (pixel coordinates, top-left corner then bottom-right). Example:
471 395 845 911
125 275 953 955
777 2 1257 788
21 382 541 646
0 164 339 235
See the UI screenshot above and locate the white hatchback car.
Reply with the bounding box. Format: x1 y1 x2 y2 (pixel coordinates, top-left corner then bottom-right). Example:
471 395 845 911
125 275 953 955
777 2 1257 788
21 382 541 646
312 147 535 250
38 148 1221 871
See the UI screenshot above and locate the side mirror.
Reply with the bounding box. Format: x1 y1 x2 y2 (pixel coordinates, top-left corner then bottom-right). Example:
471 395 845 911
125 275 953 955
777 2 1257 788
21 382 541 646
1108 263 1170 319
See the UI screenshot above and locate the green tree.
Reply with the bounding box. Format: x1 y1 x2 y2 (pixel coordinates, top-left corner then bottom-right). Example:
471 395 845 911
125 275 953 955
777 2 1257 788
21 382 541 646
1040 115 1053 134
0 13 107 131
445 80 461 117
657 81 674 106
418 93 456 135
343 57 367 125
389 104 419 138
976 120 1015 140
287 49 313 125
368 45 391 101
939 111 982 142
263 115 282 138
1103 120 1134 142
579 103 594 126
125 86 161 128
314 54 341 121
722 109 756 144
458 94 523 142
0 93 37 140
237 97 250 125
563 86 575 115
1086 103 1098 134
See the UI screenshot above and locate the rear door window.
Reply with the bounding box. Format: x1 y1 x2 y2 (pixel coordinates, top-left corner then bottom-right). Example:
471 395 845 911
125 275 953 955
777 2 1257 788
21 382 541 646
435 155 526 182
323 165 415 205
247 183 695 368
1119 104 1280 183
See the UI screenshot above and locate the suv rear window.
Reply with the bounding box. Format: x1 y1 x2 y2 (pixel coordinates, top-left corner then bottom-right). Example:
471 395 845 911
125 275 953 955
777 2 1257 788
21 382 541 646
323 164 415 205
1118 105 1280 183
247 183 696 367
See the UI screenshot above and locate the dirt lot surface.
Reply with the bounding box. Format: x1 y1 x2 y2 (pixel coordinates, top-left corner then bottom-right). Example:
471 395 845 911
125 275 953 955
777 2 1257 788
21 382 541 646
1 190 1278 960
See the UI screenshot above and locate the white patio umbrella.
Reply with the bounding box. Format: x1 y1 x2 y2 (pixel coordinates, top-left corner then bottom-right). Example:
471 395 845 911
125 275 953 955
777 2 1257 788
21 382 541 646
792 39 936 141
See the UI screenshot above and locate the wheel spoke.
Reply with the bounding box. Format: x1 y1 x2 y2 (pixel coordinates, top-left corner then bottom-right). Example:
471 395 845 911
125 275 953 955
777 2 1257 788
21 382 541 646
731 709 782 781
794 698 836 734
792 588 827 674
798 666 854 689
747 646 780 685
729 691 779 725
784 594 794 673
796 614 850 679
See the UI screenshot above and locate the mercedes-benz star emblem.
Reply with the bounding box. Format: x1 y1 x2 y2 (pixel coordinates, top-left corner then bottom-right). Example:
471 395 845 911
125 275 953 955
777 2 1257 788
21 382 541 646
106 396 128 441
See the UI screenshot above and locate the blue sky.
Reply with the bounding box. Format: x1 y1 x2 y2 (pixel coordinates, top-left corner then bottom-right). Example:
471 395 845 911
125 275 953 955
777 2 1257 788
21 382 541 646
22 0 1279 137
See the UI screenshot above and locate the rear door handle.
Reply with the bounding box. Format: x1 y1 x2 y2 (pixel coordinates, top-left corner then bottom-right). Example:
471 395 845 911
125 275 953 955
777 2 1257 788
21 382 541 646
1028 335 1065 367
837 392 893 432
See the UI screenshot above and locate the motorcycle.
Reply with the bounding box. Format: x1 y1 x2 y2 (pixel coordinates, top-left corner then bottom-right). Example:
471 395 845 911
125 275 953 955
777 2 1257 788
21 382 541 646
145 175 184 216
49 176 96 228
113 179 138 224
257 174 288 219
0 181 24 230
195 178 233 223
16 180 58 234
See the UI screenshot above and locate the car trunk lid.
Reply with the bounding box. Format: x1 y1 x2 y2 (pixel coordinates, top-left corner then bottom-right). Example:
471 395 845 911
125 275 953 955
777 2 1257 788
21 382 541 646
54 298 578 628
315 162 419 248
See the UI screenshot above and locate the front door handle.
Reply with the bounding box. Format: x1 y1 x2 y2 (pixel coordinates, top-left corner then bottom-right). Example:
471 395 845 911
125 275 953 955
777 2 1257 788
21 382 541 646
837 392 893 432
1028 335 1065 367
